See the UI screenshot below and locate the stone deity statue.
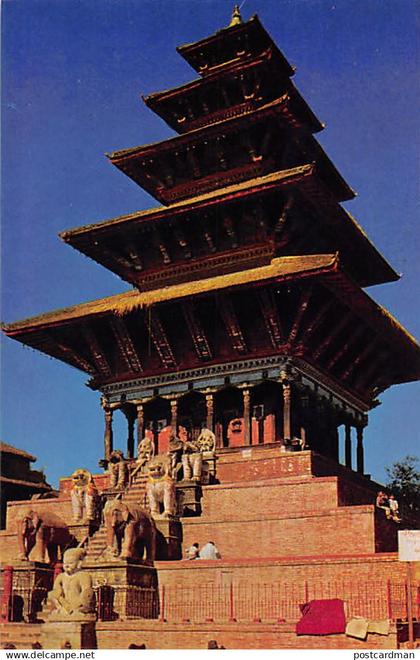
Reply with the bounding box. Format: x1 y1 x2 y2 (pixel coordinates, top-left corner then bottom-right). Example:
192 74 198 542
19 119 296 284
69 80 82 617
47 548 96 621
130 436 155 481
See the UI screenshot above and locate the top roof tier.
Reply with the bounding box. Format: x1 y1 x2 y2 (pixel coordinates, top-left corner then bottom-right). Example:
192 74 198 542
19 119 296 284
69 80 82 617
144 13 309 136
177 12 294 79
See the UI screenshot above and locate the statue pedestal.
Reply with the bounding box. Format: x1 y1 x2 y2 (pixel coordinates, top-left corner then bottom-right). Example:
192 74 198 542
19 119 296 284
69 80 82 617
202 452 217 483
10 561 54 622
84 558 158 620
41 620 97 649
176 482 202 516
154 517 182 560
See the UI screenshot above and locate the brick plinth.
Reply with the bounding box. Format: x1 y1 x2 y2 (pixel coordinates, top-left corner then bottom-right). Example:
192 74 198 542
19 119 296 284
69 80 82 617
0 620 400 649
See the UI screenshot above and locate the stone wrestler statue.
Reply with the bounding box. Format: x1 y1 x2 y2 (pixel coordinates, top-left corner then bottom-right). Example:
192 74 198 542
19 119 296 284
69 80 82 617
70 468 99 523
48 548 95 621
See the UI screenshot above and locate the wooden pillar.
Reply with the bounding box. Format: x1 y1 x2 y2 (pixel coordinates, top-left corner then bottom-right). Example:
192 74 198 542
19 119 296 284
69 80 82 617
332 425 339 462
136 403 144 452
356 426 364 474
345 424 352 469
170 399 178 433
205 393 214 431
242 389 251 445
126 409 135 459
103 408 113 461
282 383 291 442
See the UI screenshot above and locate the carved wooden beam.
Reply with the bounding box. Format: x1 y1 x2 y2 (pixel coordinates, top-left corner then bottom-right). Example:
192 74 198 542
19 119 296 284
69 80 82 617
353 351 388 392
173 224 192 259
28 330 96 375
140 159 165 188
219 294 248 354
325 325 366 372
81 324 112 377
301 298 334 345
54 342 97 375
223 215 238 248
274 195 294 235
126 243 143 271
85 241 133 274
182 301 213 361
186 145 201 178
109 316 143 374
251 203 268 239
288 285 313 343
202 217 217 253
152 230 171 265
340 340 377 382
258 289 283 349
312 310 353 361
147 309 177 369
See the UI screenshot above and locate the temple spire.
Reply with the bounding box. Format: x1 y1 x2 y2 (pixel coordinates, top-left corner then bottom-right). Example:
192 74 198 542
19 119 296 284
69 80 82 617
229 4 243 27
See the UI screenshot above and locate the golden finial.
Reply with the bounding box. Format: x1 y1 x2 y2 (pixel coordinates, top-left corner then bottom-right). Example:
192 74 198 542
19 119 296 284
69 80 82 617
229 5 243 27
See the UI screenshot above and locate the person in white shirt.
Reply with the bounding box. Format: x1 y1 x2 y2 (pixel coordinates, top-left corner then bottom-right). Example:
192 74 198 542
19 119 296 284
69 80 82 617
199 541 221 560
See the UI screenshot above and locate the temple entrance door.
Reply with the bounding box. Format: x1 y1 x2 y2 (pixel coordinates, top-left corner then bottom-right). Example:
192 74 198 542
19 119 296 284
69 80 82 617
214 387 243 447
250 381 283 444
178 391 206 441
143 397 171 455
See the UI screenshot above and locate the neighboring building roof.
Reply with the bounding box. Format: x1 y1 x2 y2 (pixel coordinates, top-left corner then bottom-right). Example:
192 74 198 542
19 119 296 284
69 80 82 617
0 442 36 462
0 475 51 490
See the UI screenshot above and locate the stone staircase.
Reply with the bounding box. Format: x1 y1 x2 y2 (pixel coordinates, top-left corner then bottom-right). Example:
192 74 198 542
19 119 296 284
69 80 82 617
86 472 150 561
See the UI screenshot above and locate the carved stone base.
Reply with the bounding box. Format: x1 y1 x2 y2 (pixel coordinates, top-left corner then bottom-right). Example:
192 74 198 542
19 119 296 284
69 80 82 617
10 561 54 623
202 453 217 484
41 621 97 649
154 518 182 561
176 482 203 516
84 559 158 620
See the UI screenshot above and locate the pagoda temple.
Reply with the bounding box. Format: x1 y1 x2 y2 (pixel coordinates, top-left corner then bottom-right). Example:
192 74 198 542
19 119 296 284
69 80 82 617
2 8 420 650
4 10 418 468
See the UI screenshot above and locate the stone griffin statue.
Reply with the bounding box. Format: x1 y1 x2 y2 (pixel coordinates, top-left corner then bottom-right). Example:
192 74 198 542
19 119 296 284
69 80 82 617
16 509 74 564
70 468 99 523
103 498 156 562
108 449 129 490
129 435 155 482
146 456 177 518
47 548 95 621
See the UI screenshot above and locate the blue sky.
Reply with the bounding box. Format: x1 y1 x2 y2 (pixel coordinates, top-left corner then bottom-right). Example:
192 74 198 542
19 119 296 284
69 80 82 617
2 0 419 487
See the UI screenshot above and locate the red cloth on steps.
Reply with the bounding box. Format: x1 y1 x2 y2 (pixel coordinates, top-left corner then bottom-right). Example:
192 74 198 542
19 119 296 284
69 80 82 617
296 598 346 636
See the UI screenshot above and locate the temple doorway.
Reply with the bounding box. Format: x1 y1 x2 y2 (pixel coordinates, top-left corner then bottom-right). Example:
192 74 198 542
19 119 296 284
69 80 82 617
177 391 206 441
214 386 243 447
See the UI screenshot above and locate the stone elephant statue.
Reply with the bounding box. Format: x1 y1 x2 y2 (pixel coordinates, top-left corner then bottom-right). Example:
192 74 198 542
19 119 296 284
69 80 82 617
103 499 156 563
146 457 177 518
16 509 74 564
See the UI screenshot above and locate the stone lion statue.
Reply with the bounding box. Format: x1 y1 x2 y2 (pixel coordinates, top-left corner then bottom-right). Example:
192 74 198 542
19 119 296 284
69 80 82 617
70 468 99 523
146 456 177 519
103 498 156 562
16 509 74 564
